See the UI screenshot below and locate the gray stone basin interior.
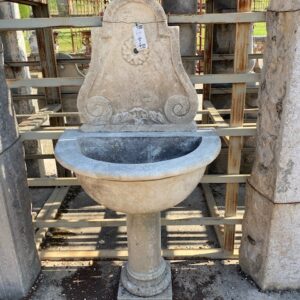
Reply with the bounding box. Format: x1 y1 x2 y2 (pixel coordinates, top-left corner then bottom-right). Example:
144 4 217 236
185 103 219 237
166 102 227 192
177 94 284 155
79 136 202 164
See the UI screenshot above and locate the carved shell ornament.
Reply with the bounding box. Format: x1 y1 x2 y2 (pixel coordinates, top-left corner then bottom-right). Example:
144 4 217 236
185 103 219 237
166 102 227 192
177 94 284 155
85 96 113 124
122 38 150 65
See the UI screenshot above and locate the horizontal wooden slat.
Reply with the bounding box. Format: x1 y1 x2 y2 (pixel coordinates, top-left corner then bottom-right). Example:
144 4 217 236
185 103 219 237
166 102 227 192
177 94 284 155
39 248 239 261
0 12 266 31
190 73 260 84
12 86 259 102
7 73 260 88
168 12 266 24
35 216 243 228
41 123 256 130
20 126 256 141
5 53 264 67
7 77 84 88
35 187 69 249
18 108 258 119
0 16 102 31
27 174 249 187
5 0 47 5
18 104 61 132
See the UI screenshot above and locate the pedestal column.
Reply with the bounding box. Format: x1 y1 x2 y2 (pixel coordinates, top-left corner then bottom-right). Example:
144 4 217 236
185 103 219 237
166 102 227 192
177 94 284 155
0 41 41 299
240 1 300 290
120 213 171 298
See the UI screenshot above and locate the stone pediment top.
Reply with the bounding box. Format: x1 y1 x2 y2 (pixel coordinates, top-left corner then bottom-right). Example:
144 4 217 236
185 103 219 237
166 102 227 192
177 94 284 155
78 0 198 132
103 0 167 23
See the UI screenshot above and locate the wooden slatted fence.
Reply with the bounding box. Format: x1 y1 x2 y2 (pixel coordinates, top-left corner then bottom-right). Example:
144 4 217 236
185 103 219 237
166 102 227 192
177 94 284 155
1 2 263 260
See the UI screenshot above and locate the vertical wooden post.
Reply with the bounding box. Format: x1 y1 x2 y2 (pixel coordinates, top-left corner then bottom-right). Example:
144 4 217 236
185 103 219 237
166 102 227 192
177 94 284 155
203 0 213 102
32 3 60 104
202 0 214 125
224 0 252 252
32 3 69 177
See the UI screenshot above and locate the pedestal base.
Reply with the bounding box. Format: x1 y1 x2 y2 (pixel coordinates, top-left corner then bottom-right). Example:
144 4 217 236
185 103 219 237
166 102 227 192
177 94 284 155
118 273 172 300
240 184 300 290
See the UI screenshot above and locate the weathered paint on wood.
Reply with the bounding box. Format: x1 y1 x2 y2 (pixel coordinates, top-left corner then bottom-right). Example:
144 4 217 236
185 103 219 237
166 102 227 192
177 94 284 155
7 73 261 88
35 187 69 249
224 0 253 253
4 53 264 67
202 184 225 248
0 12 266 31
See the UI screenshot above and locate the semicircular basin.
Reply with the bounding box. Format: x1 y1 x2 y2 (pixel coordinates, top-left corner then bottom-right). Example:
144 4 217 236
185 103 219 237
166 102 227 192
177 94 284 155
55 130 221 214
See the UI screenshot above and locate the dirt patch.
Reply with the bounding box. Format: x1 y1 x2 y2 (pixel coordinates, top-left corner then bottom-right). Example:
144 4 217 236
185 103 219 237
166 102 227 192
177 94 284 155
61 262 120 300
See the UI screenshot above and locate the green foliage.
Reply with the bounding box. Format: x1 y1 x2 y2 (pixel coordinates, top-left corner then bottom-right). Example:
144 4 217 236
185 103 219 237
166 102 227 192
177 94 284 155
19 4 31 18
253 23 267 37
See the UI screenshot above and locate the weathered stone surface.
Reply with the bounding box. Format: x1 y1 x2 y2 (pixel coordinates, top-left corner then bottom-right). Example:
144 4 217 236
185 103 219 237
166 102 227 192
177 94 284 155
118 272 172 299
241 4 300 291
240 184 300 290
56 1 221 298
0 43 18 154
0 140 41 299
249 11 300 203
269 0 300 12
0 3 41 177
56 130 221 214
0 39 40 298
120 214 172 298
78 0 198 132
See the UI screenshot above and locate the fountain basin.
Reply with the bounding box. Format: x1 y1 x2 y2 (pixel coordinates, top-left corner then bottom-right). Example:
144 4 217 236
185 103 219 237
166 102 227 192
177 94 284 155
55 130 221 214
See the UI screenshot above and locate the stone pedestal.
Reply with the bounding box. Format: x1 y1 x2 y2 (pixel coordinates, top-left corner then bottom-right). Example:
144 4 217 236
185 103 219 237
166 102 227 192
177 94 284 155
118 213 172 299
54 1 220 299
240 2 300 290
240 185 300 290
0 2 41 177
0 42 40 299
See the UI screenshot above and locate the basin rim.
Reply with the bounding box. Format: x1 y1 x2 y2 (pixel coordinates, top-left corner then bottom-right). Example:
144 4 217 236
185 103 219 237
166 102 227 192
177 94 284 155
55 130 221 181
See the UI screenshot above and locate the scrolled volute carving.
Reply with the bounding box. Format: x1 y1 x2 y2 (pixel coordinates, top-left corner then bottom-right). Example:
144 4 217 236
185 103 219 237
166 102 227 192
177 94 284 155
85 96 113 124
164 95 195 124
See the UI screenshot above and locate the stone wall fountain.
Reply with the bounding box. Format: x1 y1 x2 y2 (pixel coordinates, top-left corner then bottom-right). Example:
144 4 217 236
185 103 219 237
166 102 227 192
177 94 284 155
55 0 221 298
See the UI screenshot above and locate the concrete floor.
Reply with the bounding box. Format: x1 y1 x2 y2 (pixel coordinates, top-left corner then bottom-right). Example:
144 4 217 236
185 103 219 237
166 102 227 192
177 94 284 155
27 186 300 300
24 260 300 300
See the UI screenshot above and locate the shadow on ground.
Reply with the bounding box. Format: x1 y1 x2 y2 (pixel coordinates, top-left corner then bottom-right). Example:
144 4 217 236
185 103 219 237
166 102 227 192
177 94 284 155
24 260 300 300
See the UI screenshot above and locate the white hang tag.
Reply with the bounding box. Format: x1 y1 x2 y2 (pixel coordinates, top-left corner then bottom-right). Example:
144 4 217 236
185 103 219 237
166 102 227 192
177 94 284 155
133 23 148 51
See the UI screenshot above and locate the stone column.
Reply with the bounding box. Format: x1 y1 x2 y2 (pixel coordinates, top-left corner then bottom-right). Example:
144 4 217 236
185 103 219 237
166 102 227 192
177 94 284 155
0 2 41 177
161 0 198 74
120 213 171 298
240 1 300 290
0 41 41 299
